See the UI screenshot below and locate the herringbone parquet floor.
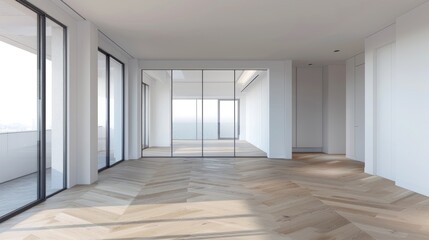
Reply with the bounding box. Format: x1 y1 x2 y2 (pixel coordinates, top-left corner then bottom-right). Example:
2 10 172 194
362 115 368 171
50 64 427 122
1 153 429 239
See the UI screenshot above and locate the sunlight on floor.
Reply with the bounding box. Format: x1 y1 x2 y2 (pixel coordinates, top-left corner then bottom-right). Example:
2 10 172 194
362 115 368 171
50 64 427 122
0 200 279 240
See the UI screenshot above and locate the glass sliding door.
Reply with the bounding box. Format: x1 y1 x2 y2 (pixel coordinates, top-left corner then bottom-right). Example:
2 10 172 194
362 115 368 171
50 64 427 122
0 0 67 222
142 70 171 157
98 50 124 170
109 57 124 165
97 52 108 170
172 70 202 157
45 18 66 196
203 70 235 157
0 0 38 218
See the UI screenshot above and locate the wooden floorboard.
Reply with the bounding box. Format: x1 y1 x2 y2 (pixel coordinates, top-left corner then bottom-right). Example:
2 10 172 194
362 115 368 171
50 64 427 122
1 153 429 239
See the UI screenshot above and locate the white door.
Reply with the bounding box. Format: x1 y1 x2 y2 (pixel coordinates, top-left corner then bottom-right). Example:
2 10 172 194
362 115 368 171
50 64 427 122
375 43 395 180
354 65 365 162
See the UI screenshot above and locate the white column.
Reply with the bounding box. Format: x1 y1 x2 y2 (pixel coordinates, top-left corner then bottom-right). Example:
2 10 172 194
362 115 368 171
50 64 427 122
75 21 98 184
322 65 346 154
268 61 292 159
128 59 140 159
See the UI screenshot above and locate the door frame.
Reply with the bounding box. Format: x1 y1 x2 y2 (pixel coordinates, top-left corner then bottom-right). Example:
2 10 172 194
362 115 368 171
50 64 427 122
141 82 149 150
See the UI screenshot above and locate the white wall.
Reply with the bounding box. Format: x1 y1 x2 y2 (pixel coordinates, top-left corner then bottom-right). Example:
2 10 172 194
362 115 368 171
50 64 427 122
375 43 395 180
343 0 429 197
346 58 355 159
293 65 347 154
138 60 293 159
294 67 323 152
292 66 297 148
323 65 346 154
75 21 99 184
142 71 171 147
365 25 395 178
0 132 38 183
346 53 365 162
241 72 269 152
394 2 429 196
128 59 140 160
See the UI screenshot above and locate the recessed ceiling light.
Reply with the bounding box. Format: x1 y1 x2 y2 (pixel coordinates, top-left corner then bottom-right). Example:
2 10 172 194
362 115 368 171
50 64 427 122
237 70 257 85
334 50 340 53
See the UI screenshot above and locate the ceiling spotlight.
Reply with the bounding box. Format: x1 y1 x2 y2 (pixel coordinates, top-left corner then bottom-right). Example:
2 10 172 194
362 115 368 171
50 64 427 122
334 50 340 53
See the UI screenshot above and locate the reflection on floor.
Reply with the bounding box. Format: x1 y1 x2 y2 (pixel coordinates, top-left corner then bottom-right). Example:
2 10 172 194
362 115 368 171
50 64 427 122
143 140 267 157
2 154 429 239
0 169 62 218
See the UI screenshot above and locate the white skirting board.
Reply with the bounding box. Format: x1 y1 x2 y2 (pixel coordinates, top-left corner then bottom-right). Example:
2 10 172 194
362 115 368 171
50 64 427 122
292 147 323 153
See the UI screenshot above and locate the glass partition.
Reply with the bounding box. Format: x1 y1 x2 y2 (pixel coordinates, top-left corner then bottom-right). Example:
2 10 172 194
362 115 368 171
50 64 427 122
45 18 66 196
0 0 38 218
98 51 124 170
140 69 268 158
97 52 108 170
142 70 172 157
203 70 235 157
109 57 124 165
172 70 202 157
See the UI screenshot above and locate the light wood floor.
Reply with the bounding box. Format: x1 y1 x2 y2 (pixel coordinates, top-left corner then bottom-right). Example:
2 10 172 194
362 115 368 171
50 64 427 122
1 154 429 239
143 140 267 157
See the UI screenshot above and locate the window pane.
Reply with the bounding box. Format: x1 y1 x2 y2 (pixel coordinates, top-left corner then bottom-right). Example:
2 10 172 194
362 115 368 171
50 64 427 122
202 99 217 140
173 99 197 140
98 52 107 169
203 70 234 157
219 100 235 139
0 0 39 217
109 57 123 165
45 18 66 195
172 70 202 157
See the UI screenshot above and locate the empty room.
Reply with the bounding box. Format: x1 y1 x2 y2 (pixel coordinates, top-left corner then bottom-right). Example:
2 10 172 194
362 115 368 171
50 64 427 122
1 0 429 239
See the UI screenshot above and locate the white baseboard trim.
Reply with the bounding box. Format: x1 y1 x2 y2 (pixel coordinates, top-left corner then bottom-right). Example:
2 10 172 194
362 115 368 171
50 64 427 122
293 147 323 153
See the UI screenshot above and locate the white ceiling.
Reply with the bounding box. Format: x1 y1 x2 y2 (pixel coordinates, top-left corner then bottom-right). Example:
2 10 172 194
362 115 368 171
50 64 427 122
63 0 427 63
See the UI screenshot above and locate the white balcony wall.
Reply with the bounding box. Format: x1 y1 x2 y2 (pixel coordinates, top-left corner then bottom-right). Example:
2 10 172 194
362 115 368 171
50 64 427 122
0 131 53 183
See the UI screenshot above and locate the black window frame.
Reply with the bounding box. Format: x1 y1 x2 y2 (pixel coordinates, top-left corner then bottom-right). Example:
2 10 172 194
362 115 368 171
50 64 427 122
97 48 125 172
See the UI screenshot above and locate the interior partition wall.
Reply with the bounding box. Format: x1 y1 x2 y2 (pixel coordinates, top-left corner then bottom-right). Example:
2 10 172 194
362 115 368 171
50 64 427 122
0 0 67 222
142 69 268 158
98 49 125 171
